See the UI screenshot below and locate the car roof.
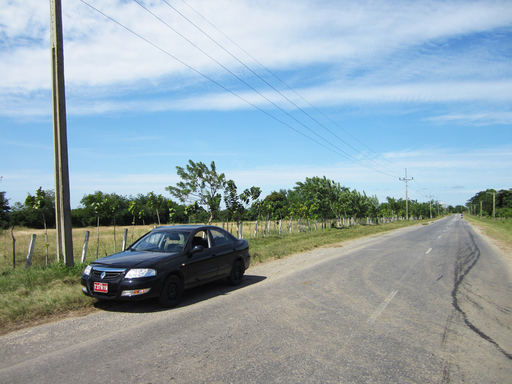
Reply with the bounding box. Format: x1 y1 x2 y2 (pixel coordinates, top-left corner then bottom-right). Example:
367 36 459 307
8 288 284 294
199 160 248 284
151 225 222 232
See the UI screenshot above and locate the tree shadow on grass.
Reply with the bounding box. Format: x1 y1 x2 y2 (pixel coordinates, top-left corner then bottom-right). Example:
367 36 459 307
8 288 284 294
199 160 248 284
93 274 267 313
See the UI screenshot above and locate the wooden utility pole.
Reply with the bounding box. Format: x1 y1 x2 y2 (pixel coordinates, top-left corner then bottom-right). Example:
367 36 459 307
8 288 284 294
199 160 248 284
399 169 413 220
50 0 74 266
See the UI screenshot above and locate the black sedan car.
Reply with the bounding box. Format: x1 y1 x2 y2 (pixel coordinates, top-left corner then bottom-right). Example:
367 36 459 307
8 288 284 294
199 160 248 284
81 225 250 307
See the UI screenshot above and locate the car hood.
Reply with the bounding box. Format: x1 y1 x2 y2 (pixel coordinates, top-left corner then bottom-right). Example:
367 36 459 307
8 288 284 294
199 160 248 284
91 250 171 268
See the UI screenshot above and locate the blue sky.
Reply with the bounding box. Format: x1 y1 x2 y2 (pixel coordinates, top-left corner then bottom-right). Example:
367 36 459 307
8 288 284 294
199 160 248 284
1 0 511 209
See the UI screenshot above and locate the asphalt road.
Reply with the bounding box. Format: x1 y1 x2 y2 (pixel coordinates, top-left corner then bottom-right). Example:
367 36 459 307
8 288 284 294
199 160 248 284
1 216 511 383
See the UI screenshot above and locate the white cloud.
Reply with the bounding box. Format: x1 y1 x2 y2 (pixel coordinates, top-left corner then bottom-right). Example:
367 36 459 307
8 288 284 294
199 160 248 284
2 0 511 98
427 111 512 126
3 143 510 208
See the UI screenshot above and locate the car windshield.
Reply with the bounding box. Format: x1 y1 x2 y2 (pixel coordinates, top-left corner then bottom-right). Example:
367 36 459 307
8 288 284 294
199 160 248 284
130 230 190 253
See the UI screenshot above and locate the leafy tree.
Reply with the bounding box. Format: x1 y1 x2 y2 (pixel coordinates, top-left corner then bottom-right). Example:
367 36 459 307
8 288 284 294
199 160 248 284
449 205 466 214
467 189 496 216
12 189 55 228
76 192 130 227
128 201 140 241
497 189 512 209
240 186 262 215
366 194 380 218
295 176 332 223
167 200 186 224
104 196 121 252
25 187 51 264
387 197 398 216
147 192 165 225
0 191 10 229
184 201 200 223
90 198 106 259
128 201 140 224
467 188 512 218
260 191 286 220
344 189 378 219
224 181 261 222
166 160 227 224
81 191 107 226
224 180 243 222
326 182 350 225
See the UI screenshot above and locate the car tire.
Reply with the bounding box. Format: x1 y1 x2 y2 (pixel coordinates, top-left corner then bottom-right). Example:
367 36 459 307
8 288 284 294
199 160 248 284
159 275 183 307
227 260 244 286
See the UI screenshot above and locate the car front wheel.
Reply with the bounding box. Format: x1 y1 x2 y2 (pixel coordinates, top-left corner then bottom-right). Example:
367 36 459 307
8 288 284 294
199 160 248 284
159 275 183 307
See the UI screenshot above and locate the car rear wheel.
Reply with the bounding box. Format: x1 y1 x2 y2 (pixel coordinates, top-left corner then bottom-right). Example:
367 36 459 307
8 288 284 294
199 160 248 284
159 275 183 307
227 260 244 286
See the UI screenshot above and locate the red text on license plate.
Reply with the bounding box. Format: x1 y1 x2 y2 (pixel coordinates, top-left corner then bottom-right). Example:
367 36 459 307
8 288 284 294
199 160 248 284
94 282 108 293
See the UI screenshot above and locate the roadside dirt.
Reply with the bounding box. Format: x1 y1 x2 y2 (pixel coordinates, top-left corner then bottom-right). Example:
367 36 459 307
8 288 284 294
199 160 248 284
0 306 99 336
468 221 512 274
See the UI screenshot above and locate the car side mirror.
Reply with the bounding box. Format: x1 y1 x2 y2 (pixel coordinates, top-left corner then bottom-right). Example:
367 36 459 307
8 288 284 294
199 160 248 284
189 245 204 257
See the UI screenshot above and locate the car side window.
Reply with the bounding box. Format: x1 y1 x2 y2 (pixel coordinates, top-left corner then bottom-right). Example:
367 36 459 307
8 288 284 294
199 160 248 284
133 232 165 251
162 232 186 252
210 229 233 246
191 230 209 249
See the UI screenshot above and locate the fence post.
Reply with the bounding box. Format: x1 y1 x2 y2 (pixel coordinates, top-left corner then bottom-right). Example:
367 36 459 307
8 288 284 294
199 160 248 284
81 230 90 263
254 220 258 238
25 234 36 268
11 227 16 269
122 228 128 250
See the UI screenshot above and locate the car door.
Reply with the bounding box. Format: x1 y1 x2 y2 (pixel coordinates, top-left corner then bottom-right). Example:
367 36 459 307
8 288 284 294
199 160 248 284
209 228 238 277
181 230 218 288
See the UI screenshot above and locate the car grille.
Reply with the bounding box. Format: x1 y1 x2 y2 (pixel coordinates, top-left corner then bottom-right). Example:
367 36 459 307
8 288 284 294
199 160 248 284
91 267 125 280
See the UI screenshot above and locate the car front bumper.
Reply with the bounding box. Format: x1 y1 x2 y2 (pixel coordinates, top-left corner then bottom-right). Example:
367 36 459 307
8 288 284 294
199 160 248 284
81 274 162 301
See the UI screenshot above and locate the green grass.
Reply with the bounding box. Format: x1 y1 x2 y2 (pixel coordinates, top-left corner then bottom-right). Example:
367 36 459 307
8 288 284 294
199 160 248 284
465 215 512 246
0 218 433 334
248 220 423 263
0 263 96 332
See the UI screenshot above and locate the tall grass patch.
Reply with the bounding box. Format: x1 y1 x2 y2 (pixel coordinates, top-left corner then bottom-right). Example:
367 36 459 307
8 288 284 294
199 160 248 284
465 216 512 246
0 263 95 331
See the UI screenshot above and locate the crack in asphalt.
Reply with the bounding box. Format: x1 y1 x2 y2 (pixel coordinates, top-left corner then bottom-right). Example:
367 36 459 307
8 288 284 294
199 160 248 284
452 224 512 360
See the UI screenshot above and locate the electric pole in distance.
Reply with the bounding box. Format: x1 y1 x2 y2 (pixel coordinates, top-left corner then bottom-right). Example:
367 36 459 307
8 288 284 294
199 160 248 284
399 169 413 220
50 0 74 266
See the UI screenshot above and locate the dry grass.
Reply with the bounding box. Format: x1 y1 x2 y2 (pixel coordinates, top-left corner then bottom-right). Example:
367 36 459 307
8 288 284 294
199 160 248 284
0 224 156 271
465 215 512 271
0 220 338 271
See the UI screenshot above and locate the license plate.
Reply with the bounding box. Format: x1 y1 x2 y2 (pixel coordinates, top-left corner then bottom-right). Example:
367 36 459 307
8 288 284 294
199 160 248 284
94 282 108 293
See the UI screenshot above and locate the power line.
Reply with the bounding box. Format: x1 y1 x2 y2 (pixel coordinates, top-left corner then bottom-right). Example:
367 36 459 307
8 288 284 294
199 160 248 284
78 0 357 160
177 0 403 177
81 0 401 177
131 0 377 168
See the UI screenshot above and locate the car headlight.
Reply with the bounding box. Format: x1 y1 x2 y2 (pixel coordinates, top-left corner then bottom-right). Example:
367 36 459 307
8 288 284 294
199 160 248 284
125 269 157 279
83 265 92 276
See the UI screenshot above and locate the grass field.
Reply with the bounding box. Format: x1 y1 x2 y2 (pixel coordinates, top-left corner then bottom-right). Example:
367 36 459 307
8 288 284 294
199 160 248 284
464 215 512 244
464 215 512 267
0 218 441 334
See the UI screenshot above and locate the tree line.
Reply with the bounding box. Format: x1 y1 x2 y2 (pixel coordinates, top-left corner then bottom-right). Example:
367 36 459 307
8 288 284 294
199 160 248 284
0 160 479 231
466 188 512 218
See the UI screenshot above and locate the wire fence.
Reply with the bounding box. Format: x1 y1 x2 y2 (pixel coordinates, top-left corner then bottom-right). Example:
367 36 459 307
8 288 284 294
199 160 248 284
0 215 423 271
